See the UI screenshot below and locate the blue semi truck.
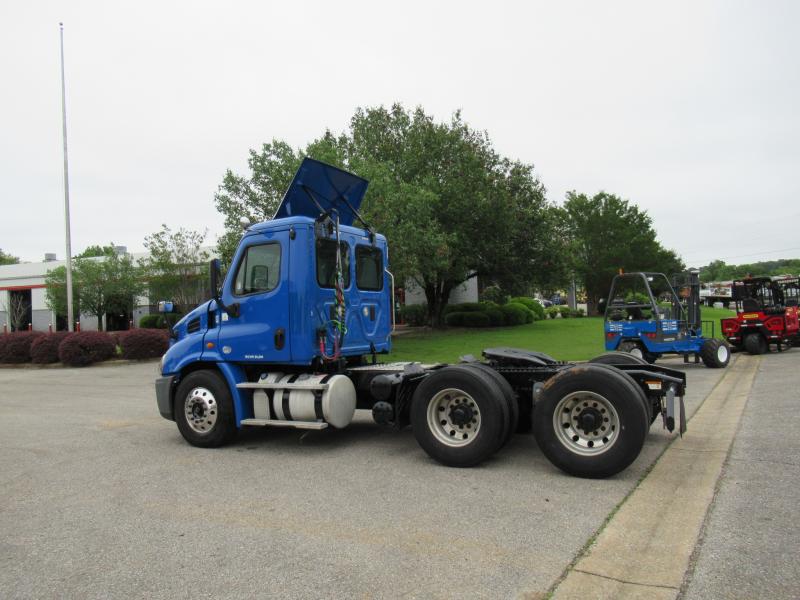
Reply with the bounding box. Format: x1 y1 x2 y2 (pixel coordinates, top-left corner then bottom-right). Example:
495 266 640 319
155 158 688 478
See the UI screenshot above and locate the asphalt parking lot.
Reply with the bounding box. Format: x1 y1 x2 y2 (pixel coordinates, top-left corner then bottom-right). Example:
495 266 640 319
0 358 731 599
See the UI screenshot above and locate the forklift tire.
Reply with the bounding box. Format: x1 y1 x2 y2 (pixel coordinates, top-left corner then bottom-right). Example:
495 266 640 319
174 370 238 448
532 365 648 478
744 333 768 355
589 351 648 366
411 366 507 467
617 341 657 364
700 338 731 368
457 363 521 442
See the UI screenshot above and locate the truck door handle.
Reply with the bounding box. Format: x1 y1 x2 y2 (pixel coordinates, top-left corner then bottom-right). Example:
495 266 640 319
275 328 285 350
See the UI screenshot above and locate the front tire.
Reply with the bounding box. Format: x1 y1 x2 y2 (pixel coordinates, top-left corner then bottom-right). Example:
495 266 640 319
174 370 238 448
533 365 648 478
700 338 730 368
411 366 506 467
744 333 768 355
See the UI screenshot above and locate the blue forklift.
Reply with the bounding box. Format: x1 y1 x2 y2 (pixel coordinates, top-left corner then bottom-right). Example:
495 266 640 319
603 270 730 368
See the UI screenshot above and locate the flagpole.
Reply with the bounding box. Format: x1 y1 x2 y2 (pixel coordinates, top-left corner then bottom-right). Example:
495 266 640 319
59 22 74 331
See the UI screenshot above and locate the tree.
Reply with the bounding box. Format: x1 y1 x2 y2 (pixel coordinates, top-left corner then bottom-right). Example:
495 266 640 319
141 225 210 311
44 266 79 325
563 192 684 313
214 140 303 264
214 104 563 325
77 244 116 258
0 249 19 265
2 291 30 331
45 252 144 331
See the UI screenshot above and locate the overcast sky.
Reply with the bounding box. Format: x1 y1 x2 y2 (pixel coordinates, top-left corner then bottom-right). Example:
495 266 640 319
2 1 798 267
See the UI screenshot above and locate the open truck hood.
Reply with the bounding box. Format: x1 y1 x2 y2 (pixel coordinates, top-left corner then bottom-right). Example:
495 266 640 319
273 158 369 227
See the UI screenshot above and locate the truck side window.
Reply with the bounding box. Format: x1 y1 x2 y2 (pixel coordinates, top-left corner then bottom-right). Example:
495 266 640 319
356 245 383 291
316 239 351 288
233 243 281 295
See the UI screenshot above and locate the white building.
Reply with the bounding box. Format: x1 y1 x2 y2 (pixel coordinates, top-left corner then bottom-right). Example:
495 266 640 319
0 250 155 332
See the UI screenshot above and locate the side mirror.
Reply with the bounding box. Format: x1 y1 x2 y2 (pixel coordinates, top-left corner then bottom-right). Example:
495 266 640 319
210 259 222 300
209 258 240 319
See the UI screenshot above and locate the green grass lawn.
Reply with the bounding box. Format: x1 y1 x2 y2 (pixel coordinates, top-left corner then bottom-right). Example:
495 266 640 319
388 306 736 364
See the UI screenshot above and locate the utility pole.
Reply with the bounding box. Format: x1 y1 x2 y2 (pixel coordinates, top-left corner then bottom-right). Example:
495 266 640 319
59 22 74 331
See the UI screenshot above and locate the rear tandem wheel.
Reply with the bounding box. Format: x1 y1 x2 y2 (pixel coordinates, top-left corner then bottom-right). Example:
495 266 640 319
532 364 649 478
410 366 507 467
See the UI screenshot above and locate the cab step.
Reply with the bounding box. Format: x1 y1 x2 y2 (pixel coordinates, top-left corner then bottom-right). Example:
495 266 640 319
240 418 328 430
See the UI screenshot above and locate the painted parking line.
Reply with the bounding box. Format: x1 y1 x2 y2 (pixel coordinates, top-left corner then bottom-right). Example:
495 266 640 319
549 355 760 600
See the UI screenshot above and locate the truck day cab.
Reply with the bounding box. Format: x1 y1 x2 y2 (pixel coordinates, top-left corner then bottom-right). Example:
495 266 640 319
155 159 688 478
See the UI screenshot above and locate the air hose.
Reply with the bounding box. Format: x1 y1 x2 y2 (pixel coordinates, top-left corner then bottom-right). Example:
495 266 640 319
320 214 346 361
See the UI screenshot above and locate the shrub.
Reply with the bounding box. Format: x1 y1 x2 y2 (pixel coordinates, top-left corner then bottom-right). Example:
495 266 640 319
461 312 491 327
0 332 46 363
509 296 535 311
443 302 487 316
139 313 182 329
140 314 162 328
530 301 545 321
30 332 73 364
119 329 170 360
545 306 560 319
500 303 530 326
400 303 428 326
58 331 116 367
484 307 505 326
570 308 586 318
558 306 571 318
445 311 491 328
510 297 545 321
444 311 466 327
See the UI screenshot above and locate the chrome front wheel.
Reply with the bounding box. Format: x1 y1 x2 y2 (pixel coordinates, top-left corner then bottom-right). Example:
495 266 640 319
184 386 218 434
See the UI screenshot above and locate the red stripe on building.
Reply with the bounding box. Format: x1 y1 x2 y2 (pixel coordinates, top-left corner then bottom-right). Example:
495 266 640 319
0 284 47 291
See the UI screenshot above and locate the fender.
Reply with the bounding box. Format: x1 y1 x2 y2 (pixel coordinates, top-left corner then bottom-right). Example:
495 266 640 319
216 361 252 426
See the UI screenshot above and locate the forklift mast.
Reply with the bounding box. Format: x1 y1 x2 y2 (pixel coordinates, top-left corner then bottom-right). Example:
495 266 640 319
673 270 701 333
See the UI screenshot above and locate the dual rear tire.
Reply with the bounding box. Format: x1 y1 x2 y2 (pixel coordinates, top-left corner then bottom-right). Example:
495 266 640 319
532 365 649 478
410 366 511 468
411 363 649 478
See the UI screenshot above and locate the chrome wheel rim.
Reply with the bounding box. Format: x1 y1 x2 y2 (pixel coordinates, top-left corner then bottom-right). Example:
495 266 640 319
553 391 619 456
184 387 218 434
426 387 481 447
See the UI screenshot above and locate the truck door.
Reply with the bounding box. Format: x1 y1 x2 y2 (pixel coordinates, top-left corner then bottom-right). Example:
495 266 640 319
215 237 290 363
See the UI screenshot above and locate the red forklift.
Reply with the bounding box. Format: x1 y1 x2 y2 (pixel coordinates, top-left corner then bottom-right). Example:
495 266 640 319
721 276 800 354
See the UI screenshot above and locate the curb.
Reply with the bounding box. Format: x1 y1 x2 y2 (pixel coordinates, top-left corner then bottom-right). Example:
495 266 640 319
549 356 760 599
0 358 160 370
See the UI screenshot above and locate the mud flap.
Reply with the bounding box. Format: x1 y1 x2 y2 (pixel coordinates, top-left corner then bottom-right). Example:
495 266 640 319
663 384 687 436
